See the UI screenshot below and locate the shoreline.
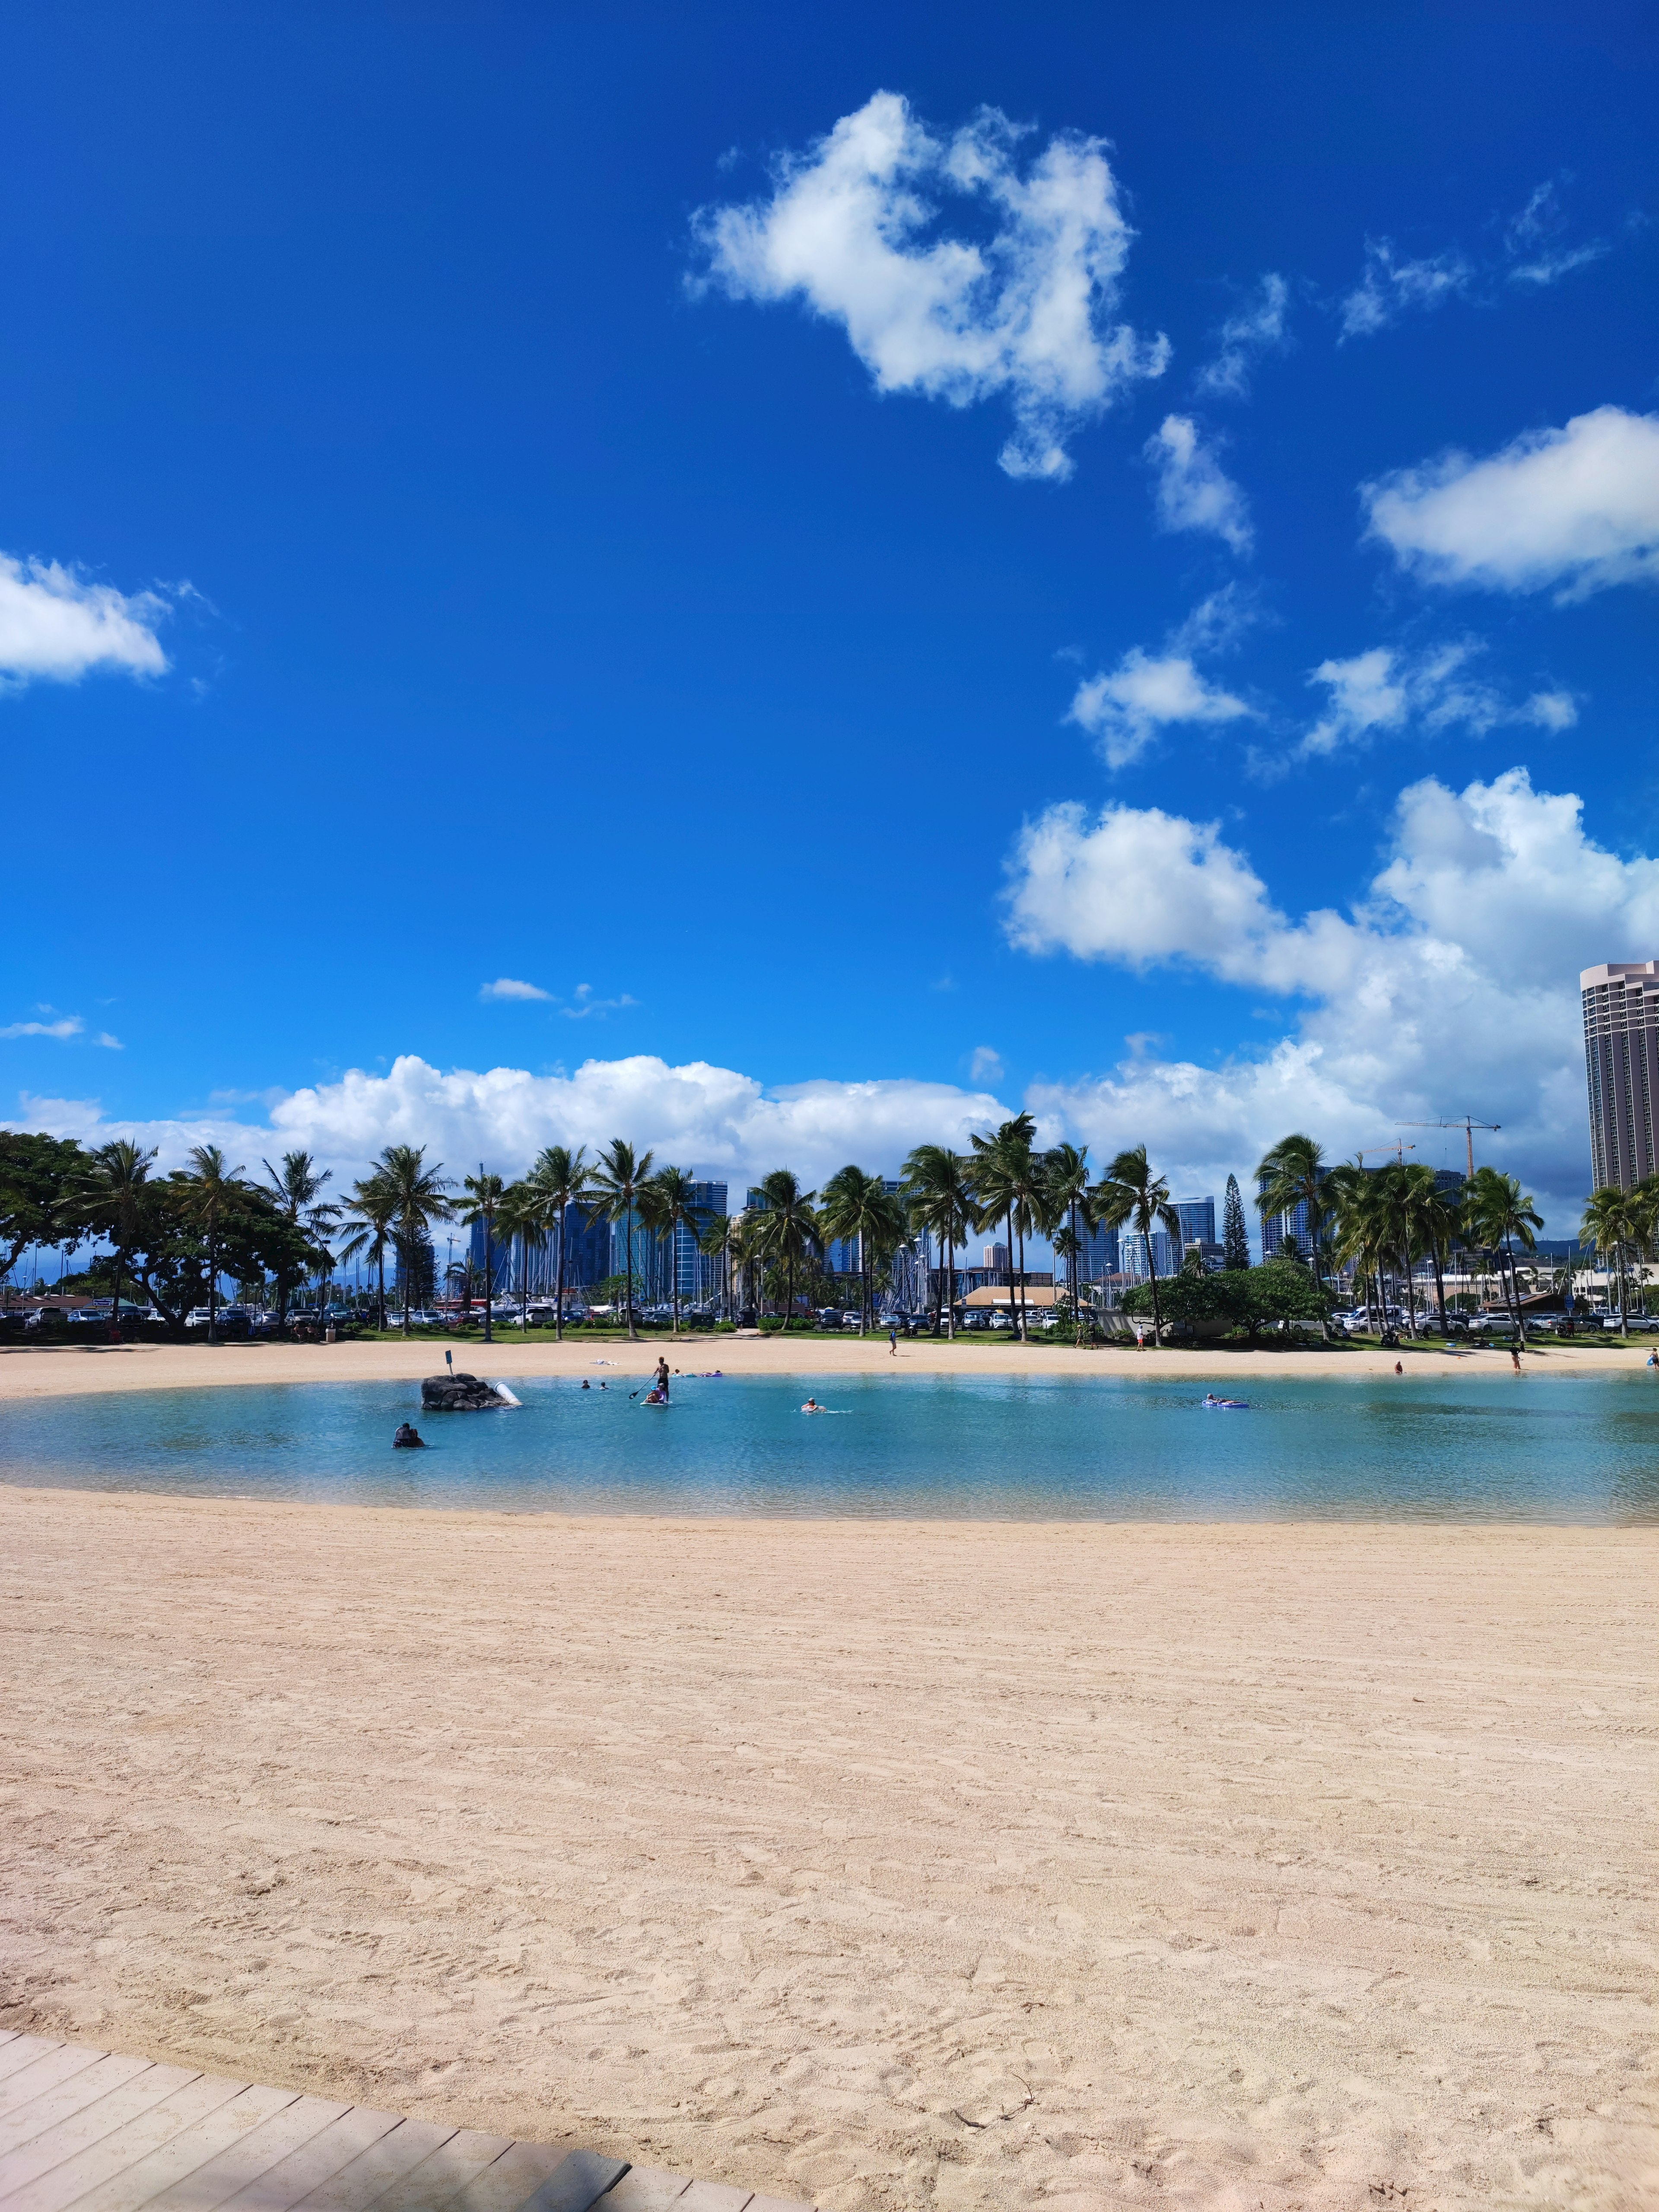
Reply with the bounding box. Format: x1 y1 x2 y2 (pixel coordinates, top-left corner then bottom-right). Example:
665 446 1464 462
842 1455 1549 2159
3 1328 1654 1400
4 1489 1654 2210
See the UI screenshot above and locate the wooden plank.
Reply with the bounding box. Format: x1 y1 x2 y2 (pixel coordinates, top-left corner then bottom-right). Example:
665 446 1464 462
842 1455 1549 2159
447 2141 571 2212
0 2051 103 2123
283 2121 456 2212
136 2098 352 2212
0 2060 158 2160
0 2069 202 2200
670 2188 750 2212
590 2171 689 2212
59 2085 304 2212
0 2047 66 2098
359 2130 514 2212
0 2074 245 2212
204 2107 405 2212
513 2156 629 2212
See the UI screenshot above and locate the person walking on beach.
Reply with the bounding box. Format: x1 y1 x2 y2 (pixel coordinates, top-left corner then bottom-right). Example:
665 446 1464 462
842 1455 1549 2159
888 1322 898 1357
1510 1346 1522 1374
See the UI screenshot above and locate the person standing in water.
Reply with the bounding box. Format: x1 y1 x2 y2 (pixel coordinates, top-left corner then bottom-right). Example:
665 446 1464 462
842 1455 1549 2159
654 1355 671 1400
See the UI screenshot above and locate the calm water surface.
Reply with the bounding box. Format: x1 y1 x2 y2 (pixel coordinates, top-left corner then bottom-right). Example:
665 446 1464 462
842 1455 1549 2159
4 1370 1659 1520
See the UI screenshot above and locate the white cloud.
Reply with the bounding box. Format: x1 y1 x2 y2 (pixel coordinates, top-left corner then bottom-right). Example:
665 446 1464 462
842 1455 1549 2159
1363 406 1659 599
480 977 551 1002
1067 632 1254 772
7 1058 1013 1201
1297 640 1567 760
1006 764 1657 1223
1195 273 1289 399
0 1010 122 1047
692 89 1168 481
0 556 168 688
562 985 638 1020
1337 238 1471 340
1144 415 1252 553
969 1045 1004 1084
1502 181 1611 289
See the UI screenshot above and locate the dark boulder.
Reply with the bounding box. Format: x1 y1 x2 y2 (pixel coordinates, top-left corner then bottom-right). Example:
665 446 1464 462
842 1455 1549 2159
421 1373 510 1411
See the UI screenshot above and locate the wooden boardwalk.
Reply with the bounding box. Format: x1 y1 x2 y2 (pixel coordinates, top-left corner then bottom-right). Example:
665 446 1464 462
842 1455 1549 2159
0 2035 812 2212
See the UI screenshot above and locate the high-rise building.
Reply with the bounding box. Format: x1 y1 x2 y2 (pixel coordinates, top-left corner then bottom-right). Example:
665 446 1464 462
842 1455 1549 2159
1582 960 1659 1190
674 1181 728 1301
1174 1197 1215 1247
1076 1219 1119 1281
1258 1179 1309 1259
983 1242 1009 1272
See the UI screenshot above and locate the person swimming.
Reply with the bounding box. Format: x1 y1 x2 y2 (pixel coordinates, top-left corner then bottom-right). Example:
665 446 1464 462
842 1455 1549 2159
1202 1391 1219 1405
392 1422 426 1449
801 1397 824 1414
581 1379 590 1389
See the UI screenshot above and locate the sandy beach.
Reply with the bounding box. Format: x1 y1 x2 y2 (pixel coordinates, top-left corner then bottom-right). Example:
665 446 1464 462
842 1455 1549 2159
3 1488 1656 2210
1 1328 1653 1402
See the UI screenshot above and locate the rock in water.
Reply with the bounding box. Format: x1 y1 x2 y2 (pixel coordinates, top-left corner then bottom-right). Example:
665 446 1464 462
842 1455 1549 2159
420 1373 510 1411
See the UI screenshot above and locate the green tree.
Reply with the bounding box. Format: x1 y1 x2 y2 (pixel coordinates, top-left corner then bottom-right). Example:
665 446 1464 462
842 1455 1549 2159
1581 1185 1638 1335
0 1133 89 1288
966 1113 1042 1341
1255 1135 1334 1335
375 1144 454 1336
1039 1143 1094 1317
900 1144 973 1337
336 1171 397 1330
1470 1166 1543 1341
260 1151 338 1322
747 1168 821 1332
182 1145 250 1342
1095 1145 1181 1344
639 1165 706 1334
456 1170 508 1345
517 1145 594 1341
1221 1173 1250 1271
591 1139 655 1341
819 1165 902 1334
74 1139 156 1332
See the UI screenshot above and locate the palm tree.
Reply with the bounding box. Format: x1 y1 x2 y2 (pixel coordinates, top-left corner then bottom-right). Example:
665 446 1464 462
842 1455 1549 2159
1470 1166 1544 1342
1328 1162 1390 1335
819 1165 903 1334
1255 1135 1334 1334
697 1204 750 1323
639 1165 705 1334
77 1139 156 1335
337 1171 397 1330
1094 1145 1181 1344
261 1150 337 1323
900 1144 974 1337
590 1139 655 1340
1581 1185 1637 1335
966 1113 1041 1340
377 1144 454 1336
1040 1144 1094 1322
183 1144 248 1344
1628 1175 1659 1320
456 1170 508 1345
747 1169 821 1332
1400 1164 1462 1335
518 1145 593 1341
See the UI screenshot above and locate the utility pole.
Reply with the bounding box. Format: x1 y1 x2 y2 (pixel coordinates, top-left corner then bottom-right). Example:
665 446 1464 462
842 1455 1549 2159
1398 1118 1500 1181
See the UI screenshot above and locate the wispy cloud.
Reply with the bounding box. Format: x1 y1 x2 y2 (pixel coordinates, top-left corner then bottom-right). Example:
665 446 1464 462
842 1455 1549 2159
1144 414 1252 554
1338 240 1471 340
480 977 552 1002
691 89 1167 481
0 556 170 690
1298 641 1579 760
561 984 638 1020
1338 181 1617 341
0 1008 122 1047
1195 273 1290 399
969 1045 1004 1084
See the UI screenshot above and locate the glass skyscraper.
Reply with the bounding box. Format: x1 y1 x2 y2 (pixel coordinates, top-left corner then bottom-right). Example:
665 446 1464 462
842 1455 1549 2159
1582 960 1659 1190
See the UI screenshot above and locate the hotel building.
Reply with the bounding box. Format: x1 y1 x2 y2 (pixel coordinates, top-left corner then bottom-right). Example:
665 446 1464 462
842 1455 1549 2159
1582 961 1659 1191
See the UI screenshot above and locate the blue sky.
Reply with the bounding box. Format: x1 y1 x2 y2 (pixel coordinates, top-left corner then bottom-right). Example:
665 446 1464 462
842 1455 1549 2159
3 2 1657 1227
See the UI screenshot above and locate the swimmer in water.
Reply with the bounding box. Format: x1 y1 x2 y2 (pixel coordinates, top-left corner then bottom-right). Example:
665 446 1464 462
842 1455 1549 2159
392 1421 426 1449
1394 1360 1403 1375
581 1378 590 1389
801 1397 824 1414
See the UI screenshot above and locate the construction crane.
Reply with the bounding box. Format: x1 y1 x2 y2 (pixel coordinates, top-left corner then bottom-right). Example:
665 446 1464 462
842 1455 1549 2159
1397 1118 1500 1181
1357 1140 1414 1166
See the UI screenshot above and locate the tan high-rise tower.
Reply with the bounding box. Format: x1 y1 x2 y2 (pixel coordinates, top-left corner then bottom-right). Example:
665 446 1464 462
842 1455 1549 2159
1582 961 1659 1191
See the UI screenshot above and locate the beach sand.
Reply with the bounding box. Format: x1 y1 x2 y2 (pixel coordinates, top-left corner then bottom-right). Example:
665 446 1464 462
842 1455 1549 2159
0 1327 1651 1402
2 1489 1656 2210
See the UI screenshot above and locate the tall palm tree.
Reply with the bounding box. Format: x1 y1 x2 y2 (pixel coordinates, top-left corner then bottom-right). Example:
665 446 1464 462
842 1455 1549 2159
457 1170 508 1345
377 1144 454 1336
1400 1164 1462 1335
1040 1144 1094 1321
590 1139 655 1340
1255 1134 1334 1335
747 1168 821 1332
639 1165 705 1334
518 1145 593 1341
261 1150 337 1323
1328 1162 1392 1335
1581 1185 1637 1335
1628 1175 1659 1320
77 1139 156 1335
966 1113 1040 1341
1094 1145 1181 1344
696 1204 747 1323
900 1144 974 1337
819 1165 903 1335
337 1170 397 1330
183 1144 248 1344
1470 1166 1544 1342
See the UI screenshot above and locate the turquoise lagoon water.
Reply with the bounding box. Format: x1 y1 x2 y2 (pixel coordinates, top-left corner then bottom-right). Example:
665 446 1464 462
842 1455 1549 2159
3 1370 1659 1520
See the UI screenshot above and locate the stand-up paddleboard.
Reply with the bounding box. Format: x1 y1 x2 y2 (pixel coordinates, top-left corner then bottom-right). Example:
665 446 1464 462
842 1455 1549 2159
1200 1395 1251 1409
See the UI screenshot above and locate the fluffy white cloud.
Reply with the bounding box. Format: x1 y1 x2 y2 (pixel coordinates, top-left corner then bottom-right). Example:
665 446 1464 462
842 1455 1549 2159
1006 765 1658 1223
692 90 1167 480
1337 239 1471 340
479 978 551 1002
1194 273 1289 399
0 1010 121 1047
1144 415 1252 553
0 556 168 688
1298 641 1575 759
9 1058 1012 1201
1067 645 1253 771
1363 405 1659 599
